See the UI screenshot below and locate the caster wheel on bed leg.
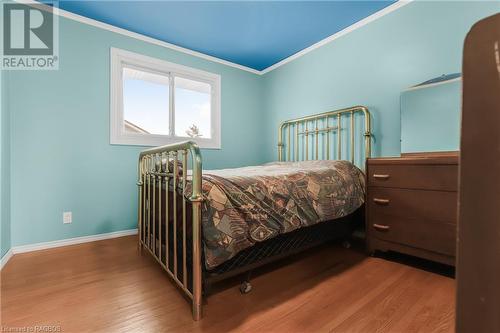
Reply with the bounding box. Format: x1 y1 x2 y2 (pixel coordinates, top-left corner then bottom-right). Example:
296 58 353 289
240 281 252 294
342 240 351 249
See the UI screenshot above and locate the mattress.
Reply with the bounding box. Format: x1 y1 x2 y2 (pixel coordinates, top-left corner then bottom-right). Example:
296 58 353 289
186 160 365 269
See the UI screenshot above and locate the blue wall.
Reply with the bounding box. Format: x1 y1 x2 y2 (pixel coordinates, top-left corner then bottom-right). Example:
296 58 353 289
261 1 500 162
5 16 265 247
1 70 11 257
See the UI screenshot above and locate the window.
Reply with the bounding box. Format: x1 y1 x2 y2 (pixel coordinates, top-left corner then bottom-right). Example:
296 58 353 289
110 48 221 148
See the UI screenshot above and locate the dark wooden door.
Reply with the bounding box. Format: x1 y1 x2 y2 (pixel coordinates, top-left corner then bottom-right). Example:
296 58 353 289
456 13 500 333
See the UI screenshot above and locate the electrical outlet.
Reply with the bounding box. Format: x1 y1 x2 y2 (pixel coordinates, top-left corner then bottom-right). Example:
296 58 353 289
63 211 72 224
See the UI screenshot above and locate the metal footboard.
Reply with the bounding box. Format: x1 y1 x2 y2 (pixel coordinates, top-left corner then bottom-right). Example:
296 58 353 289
137 141 203 320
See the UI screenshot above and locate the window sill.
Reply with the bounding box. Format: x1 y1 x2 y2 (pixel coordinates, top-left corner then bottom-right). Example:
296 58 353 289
110 134 221 150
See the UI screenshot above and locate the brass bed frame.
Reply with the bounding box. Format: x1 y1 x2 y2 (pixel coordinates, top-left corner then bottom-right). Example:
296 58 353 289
137 105 372 320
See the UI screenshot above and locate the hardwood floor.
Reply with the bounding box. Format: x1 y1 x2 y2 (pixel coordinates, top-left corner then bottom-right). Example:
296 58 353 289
1 236 455 332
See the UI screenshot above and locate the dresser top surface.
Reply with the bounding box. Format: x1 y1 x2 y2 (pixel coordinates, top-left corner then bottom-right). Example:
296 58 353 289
367 154 459 165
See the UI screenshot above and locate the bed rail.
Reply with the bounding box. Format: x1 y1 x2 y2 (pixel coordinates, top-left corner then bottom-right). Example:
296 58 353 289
278 106 372 167
137 141 203 320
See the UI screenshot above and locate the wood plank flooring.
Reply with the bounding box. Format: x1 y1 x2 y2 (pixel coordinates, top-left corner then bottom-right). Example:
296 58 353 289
0 236 455 332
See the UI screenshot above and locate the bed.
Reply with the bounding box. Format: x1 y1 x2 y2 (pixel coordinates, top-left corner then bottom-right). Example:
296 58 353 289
137 106 372 320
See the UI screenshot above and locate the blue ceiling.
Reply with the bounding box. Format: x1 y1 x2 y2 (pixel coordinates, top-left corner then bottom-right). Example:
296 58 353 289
58 1 396 71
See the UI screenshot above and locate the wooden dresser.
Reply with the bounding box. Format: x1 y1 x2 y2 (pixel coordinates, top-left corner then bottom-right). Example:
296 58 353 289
366 154 459 266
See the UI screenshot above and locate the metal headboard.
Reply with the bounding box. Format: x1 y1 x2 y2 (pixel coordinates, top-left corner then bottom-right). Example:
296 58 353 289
278 106 372 168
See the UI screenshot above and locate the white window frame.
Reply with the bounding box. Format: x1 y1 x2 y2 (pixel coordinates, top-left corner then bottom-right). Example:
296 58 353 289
110 47 221 149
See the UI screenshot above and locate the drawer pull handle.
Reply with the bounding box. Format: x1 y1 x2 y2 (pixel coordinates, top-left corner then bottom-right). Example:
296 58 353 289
373 198 390 205
373 174 390 180
373 224 390 231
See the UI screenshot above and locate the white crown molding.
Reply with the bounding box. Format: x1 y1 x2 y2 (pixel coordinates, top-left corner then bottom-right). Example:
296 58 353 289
17 0 412 76
0 249 14 271
14 0 261 75
260 0 414 74
11 229 138 255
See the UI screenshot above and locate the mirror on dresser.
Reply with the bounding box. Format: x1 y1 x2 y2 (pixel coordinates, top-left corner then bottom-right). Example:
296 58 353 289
400 73 461 155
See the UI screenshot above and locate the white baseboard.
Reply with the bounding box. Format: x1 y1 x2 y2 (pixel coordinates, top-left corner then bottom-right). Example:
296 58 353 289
0 249 14 270
10 229 138 255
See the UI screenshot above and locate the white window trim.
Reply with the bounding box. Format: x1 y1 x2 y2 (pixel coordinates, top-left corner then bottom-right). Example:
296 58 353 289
110 47 221 149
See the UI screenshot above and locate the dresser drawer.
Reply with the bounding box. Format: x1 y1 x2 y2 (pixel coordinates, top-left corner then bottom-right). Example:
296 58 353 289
369 214 456 256
368 188 457 223
367 164 458 191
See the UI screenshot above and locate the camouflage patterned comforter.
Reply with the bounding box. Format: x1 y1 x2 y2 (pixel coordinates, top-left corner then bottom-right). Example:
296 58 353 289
198 160 365 269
